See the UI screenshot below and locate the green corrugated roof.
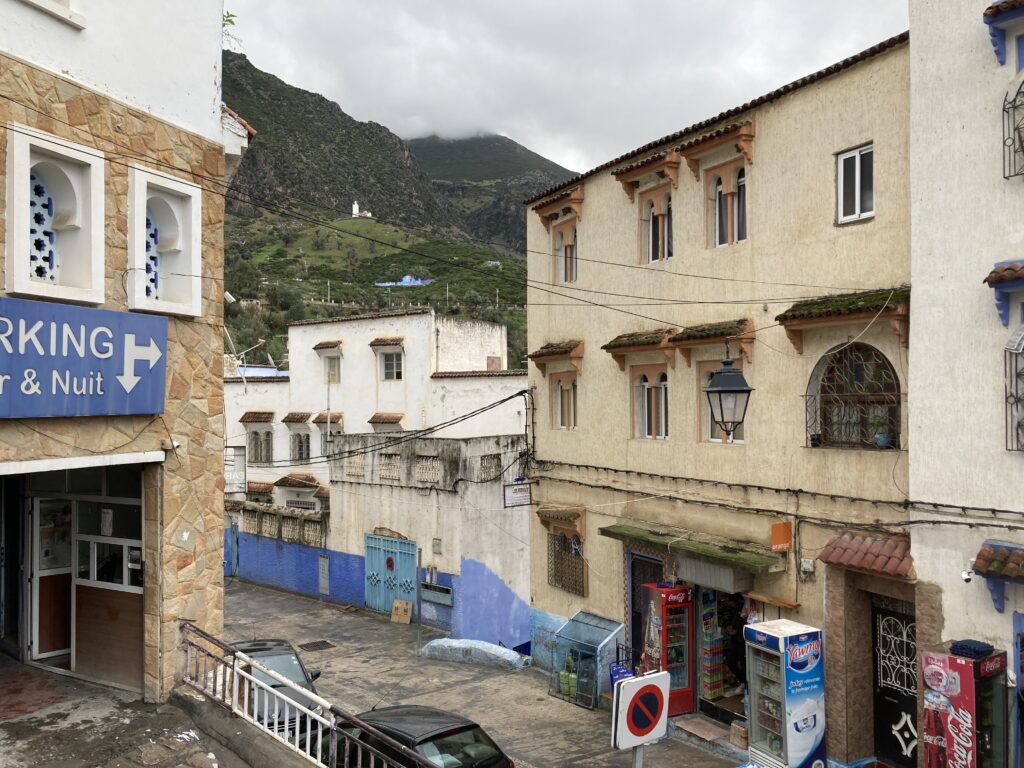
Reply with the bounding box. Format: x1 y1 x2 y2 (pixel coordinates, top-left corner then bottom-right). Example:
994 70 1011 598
775 287 910 323
599 524 781 574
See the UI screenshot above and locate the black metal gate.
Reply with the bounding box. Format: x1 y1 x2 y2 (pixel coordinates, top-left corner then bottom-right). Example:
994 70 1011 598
872 596 917 768
629 553 663 651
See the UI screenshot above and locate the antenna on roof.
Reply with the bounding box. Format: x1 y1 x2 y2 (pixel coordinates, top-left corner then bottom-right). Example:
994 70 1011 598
369 670 413 711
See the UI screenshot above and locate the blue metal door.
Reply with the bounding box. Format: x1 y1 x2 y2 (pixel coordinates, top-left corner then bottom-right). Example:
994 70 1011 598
364 534 417 618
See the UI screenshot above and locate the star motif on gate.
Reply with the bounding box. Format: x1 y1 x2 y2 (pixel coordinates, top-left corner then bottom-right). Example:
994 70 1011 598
891 711 917 757
384 574 398 589
399 578 414 593
366 572 381 585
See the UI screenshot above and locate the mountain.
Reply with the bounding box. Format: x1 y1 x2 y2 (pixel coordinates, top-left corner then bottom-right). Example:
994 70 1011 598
408 135 576 252
222 51 457 234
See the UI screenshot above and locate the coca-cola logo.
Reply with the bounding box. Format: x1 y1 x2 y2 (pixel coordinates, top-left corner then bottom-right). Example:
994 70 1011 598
667 591 689 603
788 638 821 672
980 653 1005 677
947 706 975 768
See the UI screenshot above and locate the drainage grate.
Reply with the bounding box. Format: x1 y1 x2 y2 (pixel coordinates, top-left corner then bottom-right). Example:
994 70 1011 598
298 639 335 652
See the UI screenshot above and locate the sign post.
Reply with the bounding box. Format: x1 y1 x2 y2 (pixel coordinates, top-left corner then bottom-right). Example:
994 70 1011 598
611 670 670 757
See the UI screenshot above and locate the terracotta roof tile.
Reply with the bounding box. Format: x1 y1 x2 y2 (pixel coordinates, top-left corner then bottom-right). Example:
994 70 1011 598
431 370 527 378
313 340 342 351
281 412 312 423
775 287 910 323
983 261 1024 286
314 486 330 500
369 336 404 347
246 481 274 494
818 532 914 580
369 412 403 424
274 473 319 488
524 32 909 206
312 411 343 425
670 319 749 344
239 411 274 423
528 340 583 359
984 0 1024 18
601 328 675 351
222 104 257 137
974 540 1024 579
290 308 431 327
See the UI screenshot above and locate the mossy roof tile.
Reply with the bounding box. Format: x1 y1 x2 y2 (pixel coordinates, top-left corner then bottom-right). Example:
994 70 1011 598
601 328 674 351
775 287 910 323
670 318 748 343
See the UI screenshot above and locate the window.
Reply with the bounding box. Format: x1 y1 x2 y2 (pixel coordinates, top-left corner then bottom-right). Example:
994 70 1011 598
128 167 202 316
6 124 104 303
378 453 401 481
734 169 747 242
414 456 442 484
806 342 899 449
76 502 143 592
552 220 578 283
382 352 402 381
547 530 586 596
323 355 341 385
714 178 728 247
552 374 577 430
641 191 672 263
1005 327 1024 451
479 453 502 478
290 432 310 463
837 145 874 223
636 370 669 439
248 430 273 465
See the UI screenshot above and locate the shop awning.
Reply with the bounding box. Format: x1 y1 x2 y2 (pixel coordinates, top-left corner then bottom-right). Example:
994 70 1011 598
599 524 782 574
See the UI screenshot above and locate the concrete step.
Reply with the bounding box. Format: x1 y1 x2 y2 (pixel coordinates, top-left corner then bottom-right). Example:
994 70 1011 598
668 713 748 764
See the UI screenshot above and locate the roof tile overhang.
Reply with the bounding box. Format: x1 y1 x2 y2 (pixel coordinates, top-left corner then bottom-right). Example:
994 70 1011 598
369 336 404 348
670 318 754 367
774 287 910 354
313 340 342 351
528 340 584 375
281 412 312 424
983 2 1024 64
314 486 330 500
984 261 1024 326
369 412 404 424
817 532 915 580
274 473 319 489
600 524 783 574
969 539 1024 612
431 370 527 378
532 185 584 231
601 329 676 371
240 411 274 424
246 481 274 494
536 503 583 525
312 411 343 425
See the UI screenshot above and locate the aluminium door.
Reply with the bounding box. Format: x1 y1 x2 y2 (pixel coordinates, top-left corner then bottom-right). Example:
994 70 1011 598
364 534 417 618
629 553 663 654
31 498 73 660
872 596 917 768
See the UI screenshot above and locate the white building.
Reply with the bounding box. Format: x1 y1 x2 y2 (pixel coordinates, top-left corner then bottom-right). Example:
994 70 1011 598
910 0 1024 760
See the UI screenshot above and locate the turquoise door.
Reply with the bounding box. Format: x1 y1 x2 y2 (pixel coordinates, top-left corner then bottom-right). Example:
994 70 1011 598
364 534 417 618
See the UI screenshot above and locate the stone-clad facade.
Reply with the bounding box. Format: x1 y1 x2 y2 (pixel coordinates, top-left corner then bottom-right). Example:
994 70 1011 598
0 49 225 701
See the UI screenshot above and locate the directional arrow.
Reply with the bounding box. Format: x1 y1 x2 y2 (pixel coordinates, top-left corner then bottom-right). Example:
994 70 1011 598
116 333 163 394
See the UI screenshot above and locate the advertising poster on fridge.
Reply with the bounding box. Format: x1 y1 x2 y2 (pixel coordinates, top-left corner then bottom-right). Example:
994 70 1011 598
783 631 827 768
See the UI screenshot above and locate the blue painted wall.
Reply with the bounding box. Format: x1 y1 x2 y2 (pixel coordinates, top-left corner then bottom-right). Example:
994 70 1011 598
452 557 531 650
224 528 234 577
529 608 568 671
236 533 365 607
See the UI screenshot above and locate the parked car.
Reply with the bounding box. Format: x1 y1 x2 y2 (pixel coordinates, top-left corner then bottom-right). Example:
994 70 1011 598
346 705 514 768
234 639 323 744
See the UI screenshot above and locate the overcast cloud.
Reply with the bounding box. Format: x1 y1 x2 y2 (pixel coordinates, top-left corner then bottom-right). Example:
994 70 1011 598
227 1 909 173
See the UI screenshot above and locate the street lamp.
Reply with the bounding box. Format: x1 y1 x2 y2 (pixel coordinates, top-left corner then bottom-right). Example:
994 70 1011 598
704 341 753 442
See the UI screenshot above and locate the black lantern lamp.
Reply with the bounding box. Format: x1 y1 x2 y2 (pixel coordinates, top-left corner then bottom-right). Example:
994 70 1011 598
704 341 753 440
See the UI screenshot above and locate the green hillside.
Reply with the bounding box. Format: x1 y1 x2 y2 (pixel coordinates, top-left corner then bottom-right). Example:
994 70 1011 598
407 134 574 183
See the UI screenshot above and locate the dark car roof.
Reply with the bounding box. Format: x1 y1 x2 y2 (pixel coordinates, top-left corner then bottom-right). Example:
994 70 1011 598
357 705 477 744
234 639 298 656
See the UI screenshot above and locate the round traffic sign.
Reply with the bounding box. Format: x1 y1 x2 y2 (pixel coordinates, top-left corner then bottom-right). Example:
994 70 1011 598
626 684 665 738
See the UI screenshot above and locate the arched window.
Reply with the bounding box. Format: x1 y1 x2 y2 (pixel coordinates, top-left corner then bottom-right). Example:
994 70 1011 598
565 226 577 282
248 431 263 464
734 169 747 242
806 343 900 448
714 178 727 247
262 431 274 464
657 372 669 438
554 223 577 283
645 200 659 262
28 164 75 284
554 377 577 430
665 196 673 259
638 373 669 439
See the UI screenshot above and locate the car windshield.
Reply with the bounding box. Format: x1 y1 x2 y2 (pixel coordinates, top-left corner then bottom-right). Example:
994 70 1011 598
250 652 309 689
416 726 504 767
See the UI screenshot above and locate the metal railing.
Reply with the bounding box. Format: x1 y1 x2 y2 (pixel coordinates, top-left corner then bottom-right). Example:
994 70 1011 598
181 623 436 767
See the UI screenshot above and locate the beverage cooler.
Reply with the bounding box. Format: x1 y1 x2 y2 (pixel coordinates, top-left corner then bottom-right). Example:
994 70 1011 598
640 583 694 716
744 619 827 768
922 641 1007 768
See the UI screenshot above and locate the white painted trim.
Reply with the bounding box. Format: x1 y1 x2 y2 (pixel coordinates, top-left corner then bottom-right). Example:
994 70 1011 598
0 450 165 476
14 0 85 30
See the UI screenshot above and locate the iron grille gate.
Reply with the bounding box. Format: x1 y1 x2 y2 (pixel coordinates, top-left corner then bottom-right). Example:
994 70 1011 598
364 534 418 617
872 596 917 768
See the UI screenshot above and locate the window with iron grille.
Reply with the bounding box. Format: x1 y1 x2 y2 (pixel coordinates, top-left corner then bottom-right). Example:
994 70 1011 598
290 432 311 463
345 456 365 479
548 531 586 596
1005 329 1024 450
806 342 900 449
248 430 274 465
379 453 401 481
479 453 502 479
414 456 442 484
286 499 316 510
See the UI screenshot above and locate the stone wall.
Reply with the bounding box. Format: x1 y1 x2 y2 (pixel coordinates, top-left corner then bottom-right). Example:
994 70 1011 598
0 52 225 702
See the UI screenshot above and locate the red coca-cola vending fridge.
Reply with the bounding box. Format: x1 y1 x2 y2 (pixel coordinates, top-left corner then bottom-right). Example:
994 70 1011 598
921 641 1007 768
640 583 694 716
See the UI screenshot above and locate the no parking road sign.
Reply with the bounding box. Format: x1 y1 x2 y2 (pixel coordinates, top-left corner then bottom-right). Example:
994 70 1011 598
611 670 670 750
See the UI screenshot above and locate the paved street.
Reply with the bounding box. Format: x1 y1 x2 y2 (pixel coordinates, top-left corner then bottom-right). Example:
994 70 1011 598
225 579 732 768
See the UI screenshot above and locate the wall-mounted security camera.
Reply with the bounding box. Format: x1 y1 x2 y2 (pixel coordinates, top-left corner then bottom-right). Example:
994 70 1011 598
961 569 974 583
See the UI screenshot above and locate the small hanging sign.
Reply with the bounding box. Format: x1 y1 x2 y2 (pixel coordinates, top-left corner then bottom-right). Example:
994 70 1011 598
503 482 532 508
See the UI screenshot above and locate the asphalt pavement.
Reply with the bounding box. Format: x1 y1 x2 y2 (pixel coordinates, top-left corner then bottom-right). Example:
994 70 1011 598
224 579 733 768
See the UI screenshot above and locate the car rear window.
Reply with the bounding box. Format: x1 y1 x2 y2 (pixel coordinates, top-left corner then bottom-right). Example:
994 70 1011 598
416 726 504 767
249 652 309 688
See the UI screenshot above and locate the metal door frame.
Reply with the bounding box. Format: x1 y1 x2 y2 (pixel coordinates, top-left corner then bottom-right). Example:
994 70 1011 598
364 534 418 618
30 498 73 660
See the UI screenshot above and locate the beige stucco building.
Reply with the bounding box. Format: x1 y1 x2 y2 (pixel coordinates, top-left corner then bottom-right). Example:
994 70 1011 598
0 0 236 702
525 33 928 766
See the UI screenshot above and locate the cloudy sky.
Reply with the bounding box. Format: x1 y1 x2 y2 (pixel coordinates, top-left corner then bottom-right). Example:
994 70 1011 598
226 1 909 173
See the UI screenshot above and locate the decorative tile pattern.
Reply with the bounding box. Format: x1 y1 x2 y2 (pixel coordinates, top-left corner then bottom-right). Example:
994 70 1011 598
145 207 160 299
29 173 58 282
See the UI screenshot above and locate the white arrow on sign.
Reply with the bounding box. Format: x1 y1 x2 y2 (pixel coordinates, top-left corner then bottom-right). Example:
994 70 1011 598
116 333 162 394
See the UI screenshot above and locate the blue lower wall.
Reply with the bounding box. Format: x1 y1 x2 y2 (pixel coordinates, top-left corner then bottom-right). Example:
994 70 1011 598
452 557 531 650
530 608 568 670
236 532 365 607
